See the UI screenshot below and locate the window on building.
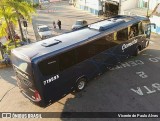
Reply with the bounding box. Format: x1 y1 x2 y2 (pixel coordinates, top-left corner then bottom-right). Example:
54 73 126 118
143 1 148 8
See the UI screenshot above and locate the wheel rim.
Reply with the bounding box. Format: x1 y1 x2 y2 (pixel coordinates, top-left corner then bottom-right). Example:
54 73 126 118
78 81 85 90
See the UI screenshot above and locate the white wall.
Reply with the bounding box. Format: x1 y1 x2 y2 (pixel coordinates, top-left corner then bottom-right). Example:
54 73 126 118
86 0 100 10
149 0 158 10
77 0 100 10
121 0 138 12
103 0 139 14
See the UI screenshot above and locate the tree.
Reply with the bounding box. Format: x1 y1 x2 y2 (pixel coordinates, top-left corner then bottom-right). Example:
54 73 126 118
0 4 14 43
0 0 35 57
0 3 18 57
5 0 35 41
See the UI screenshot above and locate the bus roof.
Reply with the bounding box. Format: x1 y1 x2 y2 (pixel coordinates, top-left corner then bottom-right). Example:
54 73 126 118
12 15 148 62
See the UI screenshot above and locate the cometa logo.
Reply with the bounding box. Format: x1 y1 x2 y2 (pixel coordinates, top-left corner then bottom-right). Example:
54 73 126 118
122 39 138 51
43 75 59 85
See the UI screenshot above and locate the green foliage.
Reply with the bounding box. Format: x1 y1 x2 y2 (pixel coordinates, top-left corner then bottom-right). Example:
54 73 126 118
33 3 39 8
3 40 22 54
0 0 36 40
0 7 18 38
0 54 2 60
0 22 8 37
5 0 36 22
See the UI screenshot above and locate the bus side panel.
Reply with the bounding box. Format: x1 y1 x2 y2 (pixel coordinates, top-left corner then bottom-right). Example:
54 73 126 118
32 64 47 106
34 60 101 105
32 64 67 106
34 71 64 105
90 50 121 73
89 37 144 73
72 61 101 80
32 36 148 106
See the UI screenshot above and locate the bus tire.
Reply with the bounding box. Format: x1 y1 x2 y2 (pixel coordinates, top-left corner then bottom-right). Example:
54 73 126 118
135 46 141 56
75 78 87 92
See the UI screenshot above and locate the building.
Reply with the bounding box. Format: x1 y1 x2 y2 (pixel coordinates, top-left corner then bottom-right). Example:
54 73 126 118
75 0 101 15
74 0 139 16
124 0 160 34
75 0 160 34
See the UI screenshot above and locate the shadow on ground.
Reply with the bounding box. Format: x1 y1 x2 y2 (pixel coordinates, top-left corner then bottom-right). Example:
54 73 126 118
52 49 160 121
0 67 16 86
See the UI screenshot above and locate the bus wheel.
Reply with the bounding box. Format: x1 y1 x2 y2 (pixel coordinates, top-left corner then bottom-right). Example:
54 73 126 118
75 78 87 92
135 46 141 56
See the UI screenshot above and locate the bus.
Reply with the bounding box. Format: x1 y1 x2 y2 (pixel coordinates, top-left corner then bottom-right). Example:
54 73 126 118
11 15 154 107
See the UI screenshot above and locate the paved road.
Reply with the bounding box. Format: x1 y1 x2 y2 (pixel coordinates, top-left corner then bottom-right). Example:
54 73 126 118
0 34 160 121
32 1 101 41
0 1 160 121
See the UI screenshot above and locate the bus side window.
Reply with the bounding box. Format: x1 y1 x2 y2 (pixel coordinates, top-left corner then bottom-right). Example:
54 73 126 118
117 28 128 42
138 22 144 35
59 50 76 71
129 23 139 39
76 44 90 63
38 57 59 76
90 36 110 54
105 33 117 48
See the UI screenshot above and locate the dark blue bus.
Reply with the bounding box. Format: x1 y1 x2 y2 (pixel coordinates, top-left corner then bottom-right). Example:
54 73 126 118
11 15 154 107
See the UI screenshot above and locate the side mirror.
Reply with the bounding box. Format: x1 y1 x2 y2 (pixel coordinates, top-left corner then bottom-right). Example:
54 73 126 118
148 23 156 29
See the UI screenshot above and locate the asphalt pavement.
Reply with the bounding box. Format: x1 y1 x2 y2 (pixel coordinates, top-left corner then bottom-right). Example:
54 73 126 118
32 1 101 41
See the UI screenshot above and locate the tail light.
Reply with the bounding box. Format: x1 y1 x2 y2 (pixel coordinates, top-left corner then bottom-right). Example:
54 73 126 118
34 90 41 101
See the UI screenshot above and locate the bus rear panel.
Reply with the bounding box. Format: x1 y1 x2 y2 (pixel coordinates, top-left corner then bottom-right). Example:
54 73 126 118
11 51 43 106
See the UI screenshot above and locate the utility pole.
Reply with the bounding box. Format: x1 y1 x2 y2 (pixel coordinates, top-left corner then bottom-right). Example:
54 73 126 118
119 0 122 14
147 0 150 18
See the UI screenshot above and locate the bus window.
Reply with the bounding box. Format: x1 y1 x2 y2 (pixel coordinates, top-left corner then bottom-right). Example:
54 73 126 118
76 36 112 63
129 23 139 39
106 33 117 47
87 34 114 57
91 36 110 54
78 34 115 57
38 57 59 76
59 50 76 71
106 33 114 41
117 28 128 41
76 43 91 63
